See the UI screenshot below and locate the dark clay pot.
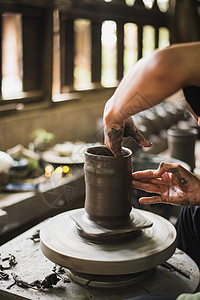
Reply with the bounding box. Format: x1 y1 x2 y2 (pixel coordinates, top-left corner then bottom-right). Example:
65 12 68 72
167 127 198 171
84 146 132 228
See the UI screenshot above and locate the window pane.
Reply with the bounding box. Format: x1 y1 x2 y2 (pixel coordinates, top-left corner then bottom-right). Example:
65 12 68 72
124 23 137 75
101 20 117 87
142 0 154 9
52 10 60 96
143 25 155 57
157 0 169 12
125 0 135 6
74 19 91 90
159 27 170 49
2 13 23 99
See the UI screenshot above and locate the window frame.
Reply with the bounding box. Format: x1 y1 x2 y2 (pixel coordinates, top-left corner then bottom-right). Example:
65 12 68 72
0 1 53 110
0 0 169 112
58 0 169 94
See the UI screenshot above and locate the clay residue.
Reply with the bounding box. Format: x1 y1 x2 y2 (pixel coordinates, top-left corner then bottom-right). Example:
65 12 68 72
168 167 188 185
107 127 124 157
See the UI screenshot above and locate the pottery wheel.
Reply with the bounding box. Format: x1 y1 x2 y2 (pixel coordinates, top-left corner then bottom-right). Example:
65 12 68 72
40 208 176 275
70 208 153 243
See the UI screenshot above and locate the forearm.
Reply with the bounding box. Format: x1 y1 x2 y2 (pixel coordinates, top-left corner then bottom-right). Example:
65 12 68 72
104 48 185 126
104 42 200 127
103 42 200 156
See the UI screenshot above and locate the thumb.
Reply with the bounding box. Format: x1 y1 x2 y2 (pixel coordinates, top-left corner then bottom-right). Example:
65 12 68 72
124 117 152 147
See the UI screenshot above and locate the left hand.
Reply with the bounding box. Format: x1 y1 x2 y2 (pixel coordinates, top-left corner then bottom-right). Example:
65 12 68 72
132 162 200 206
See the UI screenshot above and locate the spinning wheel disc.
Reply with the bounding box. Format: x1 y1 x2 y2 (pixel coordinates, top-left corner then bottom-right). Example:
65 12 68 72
40 208 176 275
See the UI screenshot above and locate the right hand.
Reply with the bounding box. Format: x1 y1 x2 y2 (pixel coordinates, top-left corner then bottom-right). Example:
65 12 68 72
104 115 152 157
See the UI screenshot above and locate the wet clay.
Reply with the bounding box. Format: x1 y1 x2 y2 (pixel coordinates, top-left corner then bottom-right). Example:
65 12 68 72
104 117 152 157
84 146 132 228
40 146 176 276
73 146 152 243
106 127 124 157
168 167 188 185
40 208 176 275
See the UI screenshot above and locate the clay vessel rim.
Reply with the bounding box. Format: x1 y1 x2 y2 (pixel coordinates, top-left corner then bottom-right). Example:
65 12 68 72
167 128 198 137
85 146 132 159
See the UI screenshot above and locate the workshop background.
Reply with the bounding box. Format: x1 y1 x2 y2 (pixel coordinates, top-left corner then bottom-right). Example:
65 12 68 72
0 0 200 299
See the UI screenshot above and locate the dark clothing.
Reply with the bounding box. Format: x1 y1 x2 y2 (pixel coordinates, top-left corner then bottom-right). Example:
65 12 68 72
183 86 200 116
181 87 200 268
128 84 200 300
129 87 200 300
175 206 200 269
128 207 200 300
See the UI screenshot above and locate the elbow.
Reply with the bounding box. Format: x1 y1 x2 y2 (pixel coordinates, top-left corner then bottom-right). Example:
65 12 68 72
148 48 185 87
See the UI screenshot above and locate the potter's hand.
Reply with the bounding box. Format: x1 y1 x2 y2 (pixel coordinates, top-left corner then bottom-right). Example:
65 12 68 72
132 162 200 206
104 117 151 157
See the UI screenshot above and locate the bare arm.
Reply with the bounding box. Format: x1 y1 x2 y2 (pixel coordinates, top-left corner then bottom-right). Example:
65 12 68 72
103 42 200 156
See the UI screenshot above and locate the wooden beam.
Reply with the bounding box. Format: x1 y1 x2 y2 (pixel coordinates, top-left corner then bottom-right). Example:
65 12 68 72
60 16 74 88
22 11 45 91
155 26 159 49
137 24 143 59
117 21 124 80
91 21 102 83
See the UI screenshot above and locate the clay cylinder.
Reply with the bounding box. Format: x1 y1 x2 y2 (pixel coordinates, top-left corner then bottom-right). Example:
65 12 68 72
84 146 132 228
167 127 198 171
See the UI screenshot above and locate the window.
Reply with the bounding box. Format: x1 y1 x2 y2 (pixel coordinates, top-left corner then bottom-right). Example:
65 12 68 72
143 25 155 57
2 13 22 99
124 23 138 75
101 20 117 87
0 3 51 107
159 27 170 49
74 19 91 90
52 10 60 96
53 16 93 95
0 0 170 109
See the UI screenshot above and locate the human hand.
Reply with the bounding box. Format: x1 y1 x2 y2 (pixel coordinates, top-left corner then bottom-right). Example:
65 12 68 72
104 116 151 157
132 162 200 206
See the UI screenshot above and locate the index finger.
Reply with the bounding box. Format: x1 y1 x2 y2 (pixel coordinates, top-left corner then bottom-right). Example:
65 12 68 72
124 117 152 147
132 169 158 180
